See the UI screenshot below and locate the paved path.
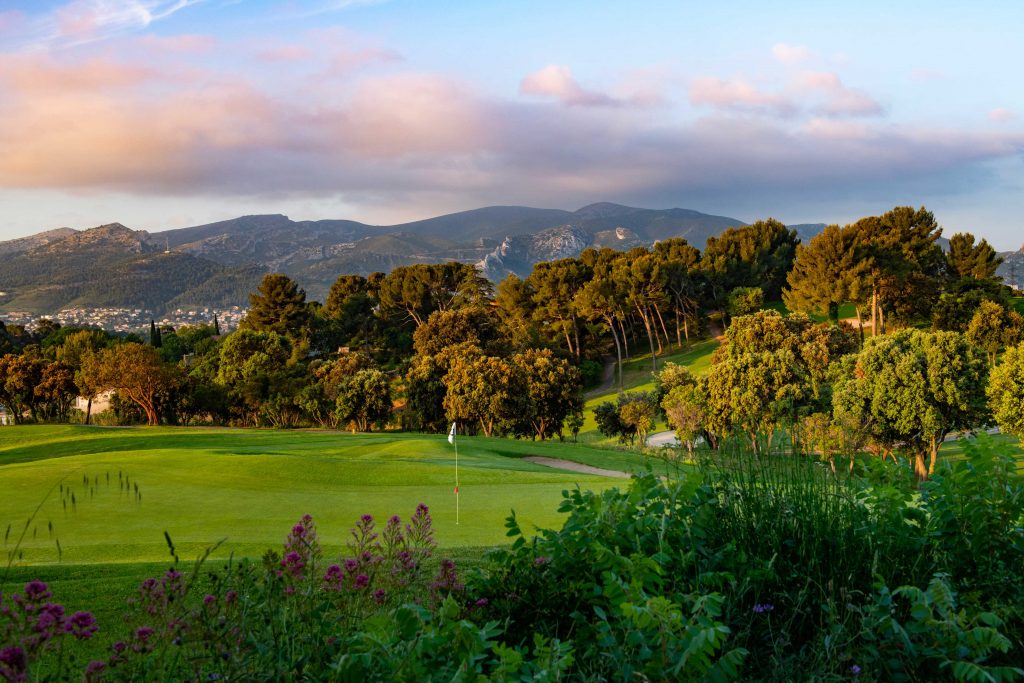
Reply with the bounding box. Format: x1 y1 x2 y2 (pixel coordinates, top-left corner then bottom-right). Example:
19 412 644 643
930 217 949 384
523 456 631 478
646 430 679 447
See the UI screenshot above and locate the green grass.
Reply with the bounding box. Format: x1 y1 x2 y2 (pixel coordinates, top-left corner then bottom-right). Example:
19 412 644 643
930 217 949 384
1009 296 1024 316
0 426 646 566
939 431 1023 468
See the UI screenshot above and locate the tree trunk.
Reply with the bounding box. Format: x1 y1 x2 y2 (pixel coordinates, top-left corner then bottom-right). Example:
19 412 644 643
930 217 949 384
86 398 92 426
878 304 885 335
606 315 624 390
618 315 630 358
928 435 941 477
654 304 670 352
914 451 928 481
871 289 877 337
674 308 682 348
639 308 658 373
854 306 864 348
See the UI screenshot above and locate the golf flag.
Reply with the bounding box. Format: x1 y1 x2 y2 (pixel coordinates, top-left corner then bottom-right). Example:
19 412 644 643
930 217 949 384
448 422 456 444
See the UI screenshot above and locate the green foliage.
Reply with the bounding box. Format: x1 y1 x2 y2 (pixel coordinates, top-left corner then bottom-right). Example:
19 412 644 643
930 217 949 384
240 273 310 339
335 368 393 432
726 286 764 320
702 218 798 304
988 342 1024 440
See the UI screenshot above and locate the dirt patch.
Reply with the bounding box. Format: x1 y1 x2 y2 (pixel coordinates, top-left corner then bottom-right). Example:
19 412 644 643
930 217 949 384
523 456 631 478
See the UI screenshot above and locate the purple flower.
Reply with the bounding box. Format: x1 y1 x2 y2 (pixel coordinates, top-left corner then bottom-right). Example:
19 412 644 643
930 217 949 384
533 556 550 568
475 598 489 607
225 591 238 605
753 603 775 613
0 646 27 679
323 564 345 591
135 626 155 641
111 641 127 654
850 664 861 675
203 594 216 607
291 523 306 537
35 602 66 634
344 559 359 572
354 574 369 589
23 581 50 602
85 660 106 678
65 611 98 640
361 514 373 524
373 588 387 604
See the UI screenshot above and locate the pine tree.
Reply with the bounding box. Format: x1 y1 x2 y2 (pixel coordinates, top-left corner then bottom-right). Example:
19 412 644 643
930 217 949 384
150 320 162 348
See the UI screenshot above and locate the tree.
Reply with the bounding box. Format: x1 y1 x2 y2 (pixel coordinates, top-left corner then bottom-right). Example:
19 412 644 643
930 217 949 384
335 369 392 432
987 342 1024 440
527 258 591 358
80 344 177 426
0 354 46 423
832 329 988 479
574 251 627 387
412 307 504 357
406 342 482 433
443 354 526 437
702 219 798 306
150 320 162 348
618 392 659 446
662 383 706 457
36 360 77 422
947 232 1003 281
216 330 294 426
378 263 491 327
784 224 868 328
241 273 310 340
653 238 704 346
593 398 634 444
966 300 1023 367
726 286 764 321
511 348 582 441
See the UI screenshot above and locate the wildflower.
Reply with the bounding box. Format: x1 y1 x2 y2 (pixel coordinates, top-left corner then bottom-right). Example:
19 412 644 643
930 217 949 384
65 611 99 640
0 646 27 681
850 664 861 676
753 603 775 613
373 588 387 604
533 556 551 568
203 594 216 607
344 559 358 573
280 551 306 580
224 591 238 606
354 574 370 589
23 581 51 603
84 660 106 681
111 641 127 655
323 564 345 592
475 598 489 608
361 514 373 524
35 603 67 638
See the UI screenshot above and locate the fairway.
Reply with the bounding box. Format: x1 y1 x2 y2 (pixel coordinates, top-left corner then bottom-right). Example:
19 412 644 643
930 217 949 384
0 426 647 566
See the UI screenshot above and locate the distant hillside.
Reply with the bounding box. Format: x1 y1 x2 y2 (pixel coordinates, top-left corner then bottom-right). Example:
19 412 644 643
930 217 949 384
0 224 251 314
997 246 1024 289
0 203 825 314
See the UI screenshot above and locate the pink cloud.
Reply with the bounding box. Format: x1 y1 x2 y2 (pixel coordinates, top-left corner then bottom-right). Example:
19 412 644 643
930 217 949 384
772 43 813 64
136 33 216 53
795 71 884 117
989 108 1016 123
257 45 312 63
689 77 797 116
520 65 622 107
0 55 156 93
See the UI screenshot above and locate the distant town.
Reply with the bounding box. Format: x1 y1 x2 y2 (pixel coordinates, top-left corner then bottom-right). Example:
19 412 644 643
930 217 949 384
0 306 247 334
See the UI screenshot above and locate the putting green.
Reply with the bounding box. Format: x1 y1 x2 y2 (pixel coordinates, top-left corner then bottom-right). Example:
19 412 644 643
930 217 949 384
0 426 647 566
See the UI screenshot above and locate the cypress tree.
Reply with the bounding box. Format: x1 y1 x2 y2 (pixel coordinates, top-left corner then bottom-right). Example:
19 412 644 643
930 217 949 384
150 320 162 348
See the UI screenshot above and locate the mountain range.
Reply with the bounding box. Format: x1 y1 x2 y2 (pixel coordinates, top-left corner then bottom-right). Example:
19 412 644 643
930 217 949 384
5 202 1013 317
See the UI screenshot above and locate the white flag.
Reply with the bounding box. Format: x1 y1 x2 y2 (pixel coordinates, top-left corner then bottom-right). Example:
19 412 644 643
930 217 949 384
448 422 456 444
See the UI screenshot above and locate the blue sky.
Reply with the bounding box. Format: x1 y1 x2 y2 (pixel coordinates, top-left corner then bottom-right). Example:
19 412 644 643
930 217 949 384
0 0 1021 248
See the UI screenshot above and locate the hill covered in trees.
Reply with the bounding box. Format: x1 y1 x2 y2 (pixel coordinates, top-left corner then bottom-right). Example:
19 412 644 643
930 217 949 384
0 203 753 314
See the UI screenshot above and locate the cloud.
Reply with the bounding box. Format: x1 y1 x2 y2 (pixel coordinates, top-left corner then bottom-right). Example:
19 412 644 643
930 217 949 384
0 46 1019 224
772 43 812 64
8 0 205 50
136 33 215 53
989 108 1016 123
520 65 623 107
795 71 884 117
689 76 797 116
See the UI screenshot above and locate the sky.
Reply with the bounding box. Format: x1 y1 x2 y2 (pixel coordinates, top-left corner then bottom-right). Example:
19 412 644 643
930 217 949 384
0 0 1022 249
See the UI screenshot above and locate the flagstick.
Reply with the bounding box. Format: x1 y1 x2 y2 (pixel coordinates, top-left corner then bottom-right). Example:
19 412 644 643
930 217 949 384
454 434 460 525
